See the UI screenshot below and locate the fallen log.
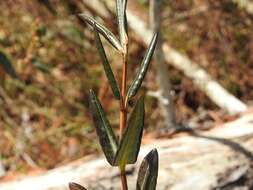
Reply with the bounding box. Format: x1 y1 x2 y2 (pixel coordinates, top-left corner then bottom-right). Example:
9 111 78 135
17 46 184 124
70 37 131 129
1 113 253 190
81 0 247 114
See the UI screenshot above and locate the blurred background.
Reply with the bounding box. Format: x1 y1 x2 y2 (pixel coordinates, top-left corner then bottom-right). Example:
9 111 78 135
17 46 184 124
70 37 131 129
0 0 253 181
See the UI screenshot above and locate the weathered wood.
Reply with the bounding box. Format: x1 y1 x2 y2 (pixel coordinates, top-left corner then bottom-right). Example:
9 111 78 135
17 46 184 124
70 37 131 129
1 113 253 190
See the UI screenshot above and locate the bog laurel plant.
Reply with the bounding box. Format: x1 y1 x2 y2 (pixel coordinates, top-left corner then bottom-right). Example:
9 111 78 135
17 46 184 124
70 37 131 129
69 1 158 190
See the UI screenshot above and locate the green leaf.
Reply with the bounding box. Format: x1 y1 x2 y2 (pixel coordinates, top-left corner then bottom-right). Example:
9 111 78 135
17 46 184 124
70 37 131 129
136 149 159 190
113 96 145 168
69 182 87 190
93 24 121 100
78 14 123 52
116 0 128 47
0 51 18 78
126 33 158 100
89 90 118 165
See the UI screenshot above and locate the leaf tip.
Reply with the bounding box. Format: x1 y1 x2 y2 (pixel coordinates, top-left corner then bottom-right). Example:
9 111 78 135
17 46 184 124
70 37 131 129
88 89 96 104
147 148 158 162
89 89 94 95
69 182 87 190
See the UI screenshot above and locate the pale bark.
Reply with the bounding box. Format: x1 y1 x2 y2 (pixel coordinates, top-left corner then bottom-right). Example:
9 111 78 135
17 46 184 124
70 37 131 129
150 0 177 129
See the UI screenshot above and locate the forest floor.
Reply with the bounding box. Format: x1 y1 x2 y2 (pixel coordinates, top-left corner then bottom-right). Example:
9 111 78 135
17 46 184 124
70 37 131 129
0 0 253 181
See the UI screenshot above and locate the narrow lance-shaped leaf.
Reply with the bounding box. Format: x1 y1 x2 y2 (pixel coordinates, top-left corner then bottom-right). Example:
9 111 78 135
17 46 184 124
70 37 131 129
126 33 158 101
89 90 118 165
123 0 128 12
69 182 87 190
93 24 121 100
0 51 18 78
78 14 123 52
136 149 159 190
116 0 128 47
113 96 145 168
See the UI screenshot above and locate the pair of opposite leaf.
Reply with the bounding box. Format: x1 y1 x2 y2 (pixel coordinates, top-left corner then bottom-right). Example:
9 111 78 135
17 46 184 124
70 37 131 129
69 149 159 190
89 90 144 168
79 0 128 52
78 14 158 103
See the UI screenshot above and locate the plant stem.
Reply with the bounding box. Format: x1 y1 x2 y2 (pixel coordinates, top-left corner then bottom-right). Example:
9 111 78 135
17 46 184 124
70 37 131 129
119 42 128 190
120 168 128 190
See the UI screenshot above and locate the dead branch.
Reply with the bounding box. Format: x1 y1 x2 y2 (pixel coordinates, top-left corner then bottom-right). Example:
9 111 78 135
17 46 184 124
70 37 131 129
150 0 177 129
